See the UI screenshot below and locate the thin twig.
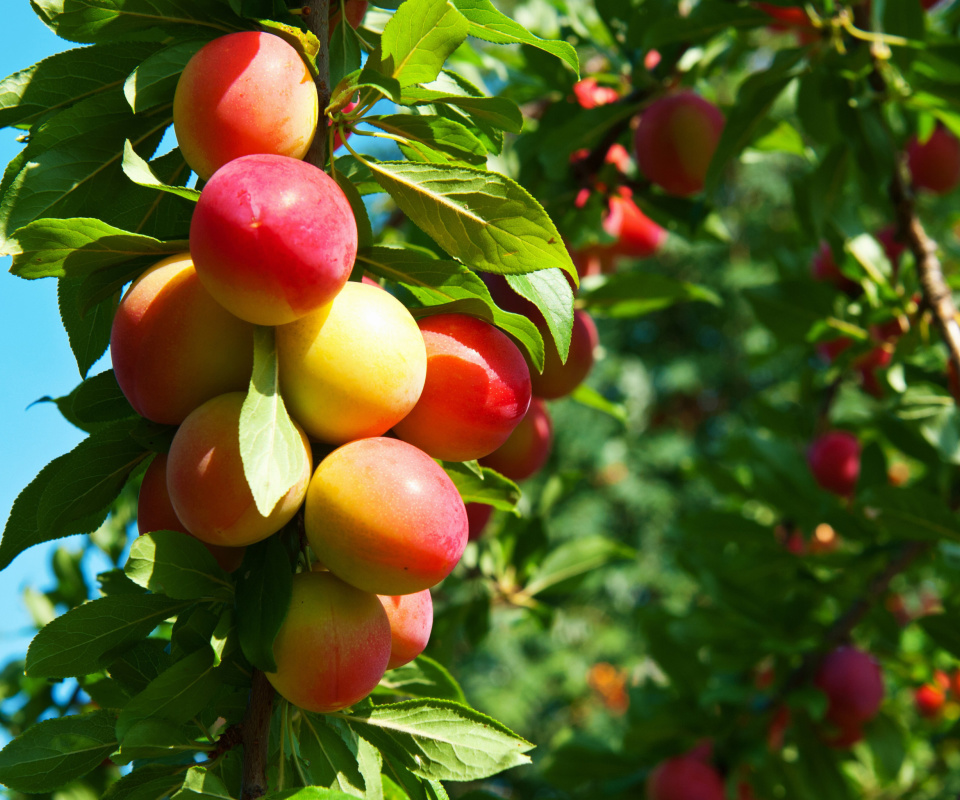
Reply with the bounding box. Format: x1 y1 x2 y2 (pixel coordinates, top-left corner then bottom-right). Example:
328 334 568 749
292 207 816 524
305 0 333 169
240 670 275 800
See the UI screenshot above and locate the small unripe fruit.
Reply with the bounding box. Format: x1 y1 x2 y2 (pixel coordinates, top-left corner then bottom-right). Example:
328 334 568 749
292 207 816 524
647 756 725 800
392 314 532 461
605 190 666 258
305 438 468 595
138 453 246 573
167 393 313 547
572 78 619 109
277 281 427 444
807 431 861 497
190 154 357 326
173 32 318 181
634 92 725 197
815 646 884 729
378 590 433 669
480 397 553 482
907 125 960 195
110 253 254 425
267 571 391 713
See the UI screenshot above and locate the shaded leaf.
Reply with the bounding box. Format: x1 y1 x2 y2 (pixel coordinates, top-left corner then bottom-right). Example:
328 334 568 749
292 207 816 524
125 531 234 601
235 535 294 672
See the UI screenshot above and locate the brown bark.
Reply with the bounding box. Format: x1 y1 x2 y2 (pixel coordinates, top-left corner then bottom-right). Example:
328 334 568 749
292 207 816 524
305 0 332 169
240 669 276 800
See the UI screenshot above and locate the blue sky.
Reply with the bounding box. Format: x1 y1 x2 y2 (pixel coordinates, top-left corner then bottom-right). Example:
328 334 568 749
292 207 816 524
0 8 100 669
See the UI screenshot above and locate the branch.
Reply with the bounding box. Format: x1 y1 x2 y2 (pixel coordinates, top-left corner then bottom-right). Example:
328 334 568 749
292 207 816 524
305 0 332 169
780 541 929 696
240 669 275 800
889 159 960 377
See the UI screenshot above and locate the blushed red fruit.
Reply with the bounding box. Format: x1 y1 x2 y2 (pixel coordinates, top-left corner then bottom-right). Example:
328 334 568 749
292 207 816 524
647 756 725 800
267 571 391 713
634 92 725 196
167 393 313 547
815 646 884 729
110 253 254 425
483 276 598 399
916 683 946 718
330 0 368 31
138 454 246 573
480 397 553 482
173 32 318 181
807 431 861 497
277 281 427 445
305 438 468 595
331 99 358 153
392 314 532 461
378 590 433 669
754 3 810 27
190 154 357 326
810 241 860 295
907 125 960 195
823 723 864 749
605 189 667 258
466 503 494 541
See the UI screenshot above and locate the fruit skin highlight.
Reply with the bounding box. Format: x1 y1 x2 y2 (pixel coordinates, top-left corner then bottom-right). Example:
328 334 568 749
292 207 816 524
137 453 246 573
167 393 313 548
634 92 725 197
173 31 319 181
190 153 357 326
378 590 433 669
277 281 427 445
267 571 391 713
305 437 468 596
392 314 532 461
110 253 254 425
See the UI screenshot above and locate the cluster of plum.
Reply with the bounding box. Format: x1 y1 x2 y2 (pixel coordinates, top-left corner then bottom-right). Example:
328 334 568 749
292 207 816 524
567 79 725 277
646 646 884 798
119 26 585 714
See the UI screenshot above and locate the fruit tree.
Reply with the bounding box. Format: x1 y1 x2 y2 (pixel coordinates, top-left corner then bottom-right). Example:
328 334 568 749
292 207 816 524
4 1 960 799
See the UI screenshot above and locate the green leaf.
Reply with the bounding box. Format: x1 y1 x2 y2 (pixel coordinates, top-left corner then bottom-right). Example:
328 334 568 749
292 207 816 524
42 369 136 432
569 383 628 426
298 714 367 795
401 84 522 135
367 114 487 165
107 638 172 693
124 40 208 113
0 452 106 572
644 3 769 48
338 699 533 781
113 719 200 765
240 326 311 516
450 0 578 74
333 170 373 249
57 276 117 378
172 766 234 800
4 216 188 279
269 789 361 800
356 245 544 370
117 646 220 739
31 0 248 44
505 268 574 361
102 763 187 800
37 419 149 538
441 461 520 511
122 141 201 201
0 709 118 793
525 536 634 596
25 593 190 678
329 20 363 91
125 531 234 601
0 43 159 129
579 271 721 318
379 0 469 88
376 655 467 703
364 160 576 285
860 486 960 542
235 535 293 672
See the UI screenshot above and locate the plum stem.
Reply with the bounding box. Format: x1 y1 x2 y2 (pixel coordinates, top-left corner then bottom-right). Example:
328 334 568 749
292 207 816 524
240 669 276 800
305 0 332 169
